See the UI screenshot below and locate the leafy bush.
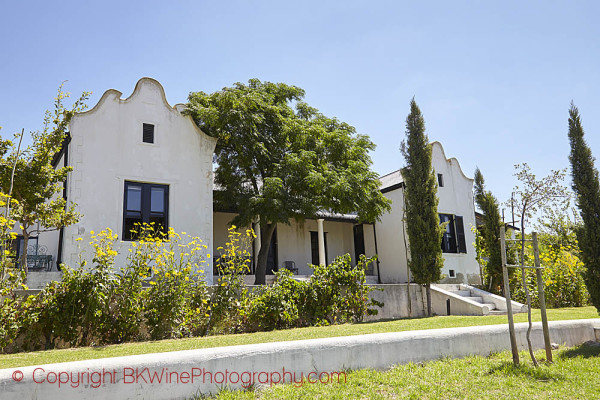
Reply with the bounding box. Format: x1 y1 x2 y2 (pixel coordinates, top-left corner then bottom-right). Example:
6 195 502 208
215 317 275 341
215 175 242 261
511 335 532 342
305 254 381 325
511 239 589 308
1 225 383 353
247 269 305 330
205 226 253 335
247 254 381 330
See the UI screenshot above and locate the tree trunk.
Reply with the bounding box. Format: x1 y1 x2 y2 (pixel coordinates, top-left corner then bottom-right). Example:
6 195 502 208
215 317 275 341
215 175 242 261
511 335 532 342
21 229 29 279
425 283 432 316
254 223 276 285
521 218 538 367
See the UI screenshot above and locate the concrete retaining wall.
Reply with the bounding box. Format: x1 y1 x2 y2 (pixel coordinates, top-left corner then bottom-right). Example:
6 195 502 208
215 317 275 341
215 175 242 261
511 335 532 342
1 319 598 399
24 272 62 289
367 284 425 320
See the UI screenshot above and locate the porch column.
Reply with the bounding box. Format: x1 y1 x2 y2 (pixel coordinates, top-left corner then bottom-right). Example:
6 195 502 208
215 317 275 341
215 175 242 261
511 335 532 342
253 221 261 269
317 218 326 266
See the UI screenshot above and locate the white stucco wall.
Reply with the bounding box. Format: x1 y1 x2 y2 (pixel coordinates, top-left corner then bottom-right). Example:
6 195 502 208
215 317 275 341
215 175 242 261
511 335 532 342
376 141 480 284
213 215 357 275
375 187 410 283
57 78 216 283
276 219 355 274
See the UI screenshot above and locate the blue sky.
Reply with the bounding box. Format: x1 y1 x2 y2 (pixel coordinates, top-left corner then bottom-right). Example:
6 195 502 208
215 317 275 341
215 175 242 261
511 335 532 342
2 0 599 216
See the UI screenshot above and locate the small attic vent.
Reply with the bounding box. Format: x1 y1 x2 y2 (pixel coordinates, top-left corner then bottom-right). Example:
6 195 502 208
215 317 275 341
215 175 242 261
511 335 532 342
143 123 154 143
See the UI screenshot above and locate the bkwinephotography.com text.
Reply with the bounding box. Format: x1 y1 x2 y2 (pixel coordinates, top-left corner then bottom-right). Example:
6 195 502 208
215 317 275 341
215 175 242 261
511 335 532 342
11 366 347 389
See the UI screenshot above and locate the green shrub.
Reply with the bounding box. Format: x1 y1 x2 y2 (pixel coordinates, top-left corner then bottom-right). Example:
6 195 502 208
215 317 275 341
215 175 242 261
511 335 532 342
205 226 252 335
247 269 305 331
512 240 589 308
304 254 381 325
1 225 383 353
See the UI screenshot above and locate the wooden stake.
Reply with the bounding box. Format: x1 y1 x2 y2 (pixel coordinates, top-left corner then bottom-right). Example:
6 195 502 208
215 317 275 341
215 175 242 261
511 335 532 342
532 232 553 363
500 226 519 365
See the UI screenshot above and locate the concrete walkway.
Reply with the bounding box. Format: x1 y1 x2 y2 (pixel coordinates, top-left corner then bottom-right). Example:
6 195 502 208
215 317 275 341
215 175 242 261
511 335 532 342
1 319 599 399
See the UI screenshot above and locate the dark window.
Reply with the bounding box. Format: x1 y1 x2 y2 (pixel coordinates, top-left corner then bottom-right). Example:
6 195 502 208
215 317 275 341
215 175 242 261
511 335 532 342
266 226 278 274
310 231 328 265
123 181 168 240
455 216 467 253
439 214 467 254
438 173 444 187
353 224 365 265
143 123 154 143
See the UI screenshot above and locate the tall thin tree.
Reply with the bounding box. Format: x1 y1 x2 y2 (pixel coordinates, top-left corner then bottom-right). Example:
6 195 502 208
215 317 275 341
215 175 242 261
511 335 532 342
473 168 504 293
568 102 600 312
401 99 444 316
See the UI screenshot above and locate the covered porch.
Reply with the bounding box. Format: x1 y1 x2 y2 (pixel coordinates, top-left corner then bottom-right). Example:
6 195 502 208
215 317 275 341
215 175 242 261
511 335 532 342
212 212 380 282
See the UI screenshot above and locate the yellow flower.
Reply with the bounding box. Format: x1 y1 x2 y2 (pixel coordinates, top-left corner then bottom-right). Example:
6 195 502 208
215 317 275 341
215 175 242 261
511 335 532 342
75 237 83 242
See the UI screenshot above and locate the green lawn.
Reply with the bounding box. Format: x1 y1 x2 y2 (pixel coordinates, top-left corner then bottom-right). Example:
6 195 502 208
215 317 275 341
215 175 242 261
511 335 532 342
211 344 600 399
0 306 597 369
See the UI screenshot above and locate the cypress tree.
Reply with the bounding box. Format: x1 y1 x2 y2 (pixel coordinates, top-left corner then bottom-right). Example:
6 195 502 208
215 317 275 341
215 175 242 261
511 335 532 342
473 168 504 293
568 102 600 312
400 99 443 316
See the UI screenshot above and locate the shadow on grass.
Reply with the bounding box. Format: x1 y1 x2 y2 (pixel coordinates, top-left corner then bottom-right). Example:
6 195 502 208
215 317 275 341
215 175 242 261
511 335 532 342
487 361 564 382
559 342 600 360
354 315 431 325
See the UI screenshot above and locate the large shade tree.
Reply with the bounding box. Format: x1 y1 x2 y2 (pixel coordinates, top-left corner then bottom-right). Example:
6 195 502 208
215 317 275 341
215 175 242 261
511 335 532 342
187 79 391 284
400 99 443 316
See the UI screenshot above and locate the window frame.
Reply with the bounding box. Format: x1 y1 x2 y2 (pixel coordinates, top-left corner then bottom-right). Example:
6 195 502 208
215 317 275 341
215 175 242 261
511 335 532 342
437 173 444 187
142 123 155 144
122 181 169 241
439 213 467 254
310 231 328 266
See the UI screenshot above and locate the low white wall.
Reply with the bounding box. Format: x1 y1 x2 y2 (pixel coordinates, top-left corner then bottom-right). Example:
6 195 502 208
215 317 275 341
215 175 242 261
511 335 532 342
367 284 425 320
1 319 598 399
24 272 62 289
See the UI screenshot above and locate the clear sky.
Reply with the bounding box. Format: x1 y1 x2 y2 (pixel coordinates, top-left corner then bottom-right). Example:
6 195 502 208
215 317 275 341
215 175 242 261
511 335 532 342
2 0 599 216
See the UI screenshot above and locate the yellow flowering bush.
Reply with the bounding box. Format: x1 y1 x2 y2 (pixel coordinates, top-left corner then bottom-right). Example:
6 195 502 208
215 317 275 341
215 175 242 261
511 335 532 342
205 226 253 335
137 224 210 339
512 239 589 308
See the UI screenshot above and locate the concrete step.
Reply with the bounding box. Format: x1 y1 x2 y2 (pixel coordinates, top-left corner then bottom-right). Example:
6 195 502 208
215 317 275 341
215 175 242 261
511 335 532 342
489 310 507 315
436 284 462 291
482 303 497 310
464 296 484 303
450 290 471 297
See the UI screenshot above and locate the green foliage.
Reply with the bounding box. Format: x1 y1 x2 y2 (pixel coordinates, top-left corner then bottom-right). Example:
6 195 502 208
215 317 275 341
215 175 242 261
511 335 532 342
511 237 589 308
0 225 212 352
474 168 504 292
206 226 253 335
0 268 28 350
306 254 381 325
567 102 600 313
473 168 517 293
1 226 381 353
247 269 304 331
186 79 390 283
400 99 444 287
0 84 89 273
247 254 381 330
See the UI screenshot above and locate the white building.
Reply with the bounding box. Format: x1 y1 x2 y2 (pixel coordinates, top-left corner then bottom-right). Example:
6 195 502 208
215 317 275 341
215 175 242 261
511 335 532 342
28 78 478 287
37 78 217 283
213 142 480 285
374 142 480 284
